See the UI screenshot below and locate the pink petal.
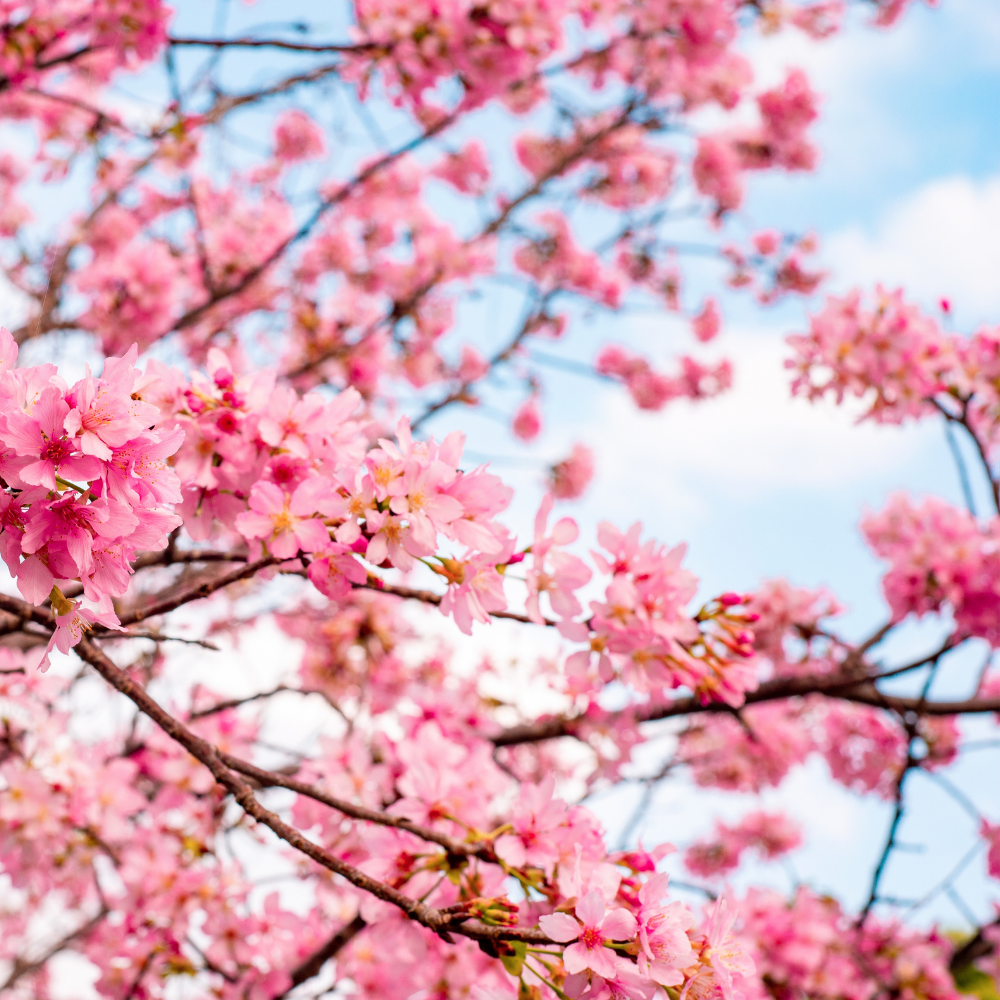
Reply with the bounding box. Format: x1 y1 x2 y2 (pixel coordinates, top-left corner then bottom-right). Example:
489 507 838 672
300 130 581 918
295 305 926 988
551 516 579 546
235 511 274 541
601 908 638 941
575 889 606 928
269 531 301 560
16 555 54 605
538 912 581 943
294 518 331 553
584 944 618 980
562 943 590 975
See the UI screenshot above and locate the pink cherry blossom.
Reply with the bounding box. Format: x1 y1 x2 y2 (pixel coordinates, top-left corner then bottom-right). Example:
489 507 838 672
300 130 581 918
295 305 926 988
235 480 334 560
539 890 638 978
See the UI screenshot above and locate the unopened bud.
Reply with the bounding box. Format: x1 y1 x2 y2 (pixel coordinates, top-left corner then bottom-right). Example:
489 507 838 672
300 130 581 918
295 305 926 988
470 896 519 926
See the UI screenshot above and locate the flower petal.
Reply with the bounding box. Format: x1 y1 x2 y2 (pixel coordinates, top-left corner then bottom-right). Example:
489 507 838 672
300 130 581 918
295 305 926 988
538 912 581 943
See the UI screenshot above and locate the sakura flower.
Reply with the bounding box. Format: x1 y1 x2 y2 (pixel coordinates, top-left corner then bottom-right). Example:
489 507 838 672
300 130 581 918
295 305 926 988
235 480 333 559
389 458 463 551
550 443 595 500
692 298 722 343
64 367 154 459
41 589 125 672
438 550 510 634
257 385 325 457
565 956 659 1000
539 889 637 978
526 493 592 623
365 511 424 570
636 874 696 985
0 325 17 369
981 819 1000 879
513 396 542 441
273 109 325 162
699 894 755 998
2 386 102 490
307 544 367 600
441 466 513 555
493 775 568 872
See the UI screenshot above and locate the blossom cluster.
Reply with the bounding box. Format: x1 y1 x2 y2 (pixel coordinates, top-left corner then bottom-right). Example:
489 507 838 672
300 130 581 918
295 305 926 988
741 887 962 1000
862 493 1000 644
557 520 759 706
684 810 803 878
787 287 1000 463
0 1 990 997
0 330 180 664
0 639 760 1000
0 331 759 719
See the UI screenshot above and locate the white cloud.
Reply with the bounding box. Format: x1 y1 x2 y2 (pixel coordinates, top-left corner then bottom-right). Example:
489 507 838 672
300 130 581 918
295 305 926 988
825 174 1000 321
586 327 931 523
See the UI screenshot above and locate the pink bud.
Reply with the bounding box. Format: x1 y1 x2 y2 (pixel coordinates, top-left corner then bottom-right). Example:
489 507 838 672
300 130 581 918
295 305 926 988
751 229 781 256
692 298 722 343
512 397 542 441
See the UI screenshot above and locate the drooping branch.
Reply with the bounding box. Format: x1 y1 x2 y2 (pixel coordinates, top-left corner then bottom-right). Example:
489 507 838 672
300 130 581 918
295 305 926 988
273 914 367 1000
217 751 500 862
73 637 554 947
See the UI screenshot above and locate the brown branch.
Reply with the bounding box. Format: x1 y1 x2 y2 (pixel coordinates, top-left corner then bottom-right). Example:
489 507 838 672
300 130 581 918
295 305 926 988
0 904 108 991
292 106 639 391
950 916 1000 973
932 398 1000 515
355 578 553 626
115 556 278 627
131 547 249 570
410 292 556 432
169 111 459 335
0 46 99 96
0 594 54 629
11 149 160 345
273 915 367 1000
857 752 913 923
73 637 553 947
169 35 376 54
24 87 129 130
216 750 499 862
189 684 299 719
491 659 999 746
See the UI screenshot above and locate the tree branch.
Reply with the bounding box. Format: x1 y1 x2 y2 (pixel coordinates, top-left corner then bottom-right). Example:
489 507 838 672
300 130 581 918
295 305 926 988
169 35 375 54
273 914 367 1000
73 637 553 947
216 750 500 862
0 904 108 991
492 657 997 746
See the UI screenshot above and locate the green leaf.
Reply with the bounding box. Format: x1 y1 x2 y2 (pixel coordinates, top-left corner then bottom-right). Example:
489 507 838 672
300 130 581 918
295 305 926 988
500 941 527 977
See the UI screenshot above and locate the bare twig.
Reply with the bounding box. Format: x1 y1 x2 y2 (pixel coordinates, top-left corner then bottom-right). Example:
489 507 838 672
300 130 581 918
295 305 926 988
272 915 367 999
0 904 109 991
169 35 376 54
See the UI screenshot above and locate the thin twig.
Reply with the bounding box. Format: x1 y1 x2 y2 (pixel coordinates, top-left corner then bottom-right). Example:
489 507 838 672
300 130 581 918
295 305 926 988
272 915 367 999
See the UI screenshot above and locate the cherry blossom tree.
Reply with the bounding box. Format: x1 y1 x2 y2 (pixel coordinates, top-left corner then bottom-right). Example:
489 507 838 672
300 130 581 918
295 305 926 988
0 1 998 1000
